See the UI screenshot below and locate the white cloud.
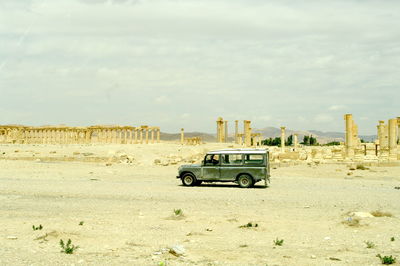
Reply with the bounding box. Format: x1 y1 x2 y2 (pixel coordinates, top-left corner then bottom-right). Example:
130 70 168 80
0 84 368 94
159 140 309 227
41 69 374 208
0 0 399 134
154 96 170 104
328 105 346 111
314 114 334 123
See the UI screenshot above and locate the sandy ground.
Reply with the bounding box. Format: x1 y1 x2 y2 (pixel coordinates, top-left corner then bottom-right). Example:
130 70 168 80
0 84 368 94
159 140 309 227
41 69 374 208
0 143 399 266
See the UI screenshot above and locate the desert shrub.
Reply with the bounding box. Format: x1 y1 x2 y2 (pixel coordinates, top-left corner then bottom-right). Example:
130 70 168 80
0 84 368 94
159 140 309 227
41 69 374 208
32 224 43 231
273 238 284 246
390 237 395 242
371 211 393 217
79 221 84 226
60 239 79 254
356 164 369 170
342 217 360 227
376 254 396 264
239 222 258 228
365 241 375 248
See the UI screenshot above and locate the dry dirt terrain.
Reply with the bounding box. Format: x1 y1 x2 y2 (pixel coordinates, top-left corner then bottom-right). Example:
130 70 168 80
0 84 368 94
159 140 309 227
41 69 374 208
0 143 399 265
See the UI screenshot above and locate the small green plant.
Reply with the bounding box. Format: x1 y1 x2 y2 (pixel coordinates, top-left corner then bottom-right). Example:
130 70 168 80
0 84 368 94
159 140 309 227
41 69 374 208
174 209 183 216
239 222 258 228
376 254 396 264
273 238 284 246
32 224 43 231
79 221 84 226
365 241 375 248
390 237 395 241
239 244 248 248
59 239 79 254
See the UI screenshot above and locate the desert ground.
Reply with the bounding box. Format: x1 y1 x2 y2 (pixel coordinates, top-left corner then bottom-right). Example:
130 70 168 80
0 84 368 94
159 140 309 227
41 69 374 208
0 143 399 265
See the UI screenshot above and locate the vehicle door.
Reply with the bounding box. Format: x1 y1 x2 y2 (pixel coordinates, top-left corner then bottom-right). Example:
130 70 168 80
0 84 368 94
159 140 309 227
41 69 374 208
201 154 220 180
220 154 243 181
244 154 266 181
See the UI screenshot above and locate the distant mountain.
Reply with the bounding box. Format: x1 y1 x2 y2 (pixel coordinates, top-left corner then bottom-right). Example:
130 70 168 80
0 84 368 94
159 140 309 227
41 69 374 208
253 127 377 144
161 132 216 142
161 127 377 144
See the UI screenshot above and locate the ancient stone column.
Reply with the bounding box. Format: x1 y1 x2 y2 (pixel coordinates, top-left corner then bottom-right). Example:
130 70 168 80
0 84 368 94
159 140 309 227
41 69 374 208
388 118 398 161
216 117 224 143
145 128 149 144
344 114 355 158
181 128 184 145
397 117 400 145
134 128 138 144
157 128 160 143
294 134 298 151
224 120 228 143
139 128 143 144
280 126 286 152
377 120 389 159
151 128 155 144
235 120 239 144
244 120 251 147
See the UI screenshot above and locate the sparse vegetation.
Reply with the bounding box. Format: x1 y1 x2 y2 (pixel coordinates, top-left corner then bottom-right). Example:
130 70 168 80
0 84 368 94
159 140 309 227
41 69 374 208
79 221 84 226
32 224 43 231
371 211 393 217
390 237 395 242
342 217 361 227
239 222 258 228
239 244 248 248
376 254 396 264
324 141 341 146
365 241 375 248
59 239 79 254
356 164 369 170
174 209 183 217
273 238 284 246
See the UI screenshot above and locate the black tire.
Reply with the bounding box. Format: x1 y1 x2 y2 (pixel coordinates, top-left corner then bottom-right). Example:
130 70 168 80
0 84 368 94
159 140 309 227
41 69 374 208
237 174 253 188
182 173 196 186
194 180 202 186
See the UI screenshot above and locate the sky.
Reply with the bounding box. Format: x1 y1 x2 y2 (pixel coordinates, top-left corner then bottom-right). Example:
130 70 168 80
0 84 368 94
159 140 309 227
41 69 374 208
0 0 399 134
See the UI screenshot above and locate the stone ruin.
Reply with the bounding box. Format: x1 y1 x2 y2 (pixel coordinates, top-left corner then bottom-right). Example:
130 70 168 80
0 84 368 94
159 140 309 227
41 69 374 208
180 128 202 145
216 118 262 146
215 115 400 165
0 125 160 145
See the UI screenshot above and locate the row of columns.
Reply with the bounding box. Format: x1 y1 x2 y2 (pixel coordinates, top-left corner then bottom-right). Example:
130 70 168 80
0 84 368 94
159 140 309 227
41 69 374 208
180 128 202 145
216 117 228 143
376 118 398 161
344 114 399 161
0 125 161 145
216 118 261 147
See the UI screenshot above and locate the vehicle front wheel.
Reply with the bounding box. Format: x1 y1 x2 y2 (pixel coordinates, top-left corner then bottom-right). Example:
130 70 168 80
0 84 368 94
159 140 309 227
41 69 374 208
237 174 253 188
182 173 196 186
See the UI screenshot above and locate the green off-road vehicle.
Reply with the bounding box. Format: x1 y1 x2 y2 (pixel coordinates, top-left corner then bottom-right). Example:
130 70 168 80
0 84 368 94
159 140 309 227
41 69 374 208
177 149 270 188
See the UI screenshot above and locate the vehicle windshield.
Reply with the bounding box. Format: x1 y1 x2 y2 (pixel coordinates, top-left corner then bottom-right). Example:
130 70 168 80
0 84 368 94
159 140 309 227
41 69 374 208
204 154 220 166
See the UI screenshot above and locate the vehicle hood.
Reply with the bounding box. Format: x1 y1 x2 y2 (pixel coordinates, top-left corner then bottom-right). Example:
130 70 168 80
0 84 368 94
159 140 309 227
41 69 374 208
179 164 201 169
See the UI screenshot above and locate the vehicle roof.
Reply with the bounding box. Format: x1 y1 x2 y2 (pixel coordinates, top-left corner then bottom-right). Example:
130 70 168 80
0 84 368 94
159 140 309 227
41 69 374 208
207 148 268 155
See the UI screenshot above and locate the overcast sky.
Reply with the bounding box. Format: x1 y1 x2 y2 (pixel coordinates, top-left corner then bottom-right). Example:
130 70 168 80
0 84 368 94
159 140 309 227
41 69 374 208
0 0 399 134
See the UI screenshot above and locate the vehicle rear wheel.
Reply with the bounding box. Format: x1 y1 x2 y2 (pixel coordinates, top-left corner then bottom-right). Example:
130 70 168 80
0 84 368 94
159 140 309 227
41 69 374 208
182 173 196 186
238 174 253 188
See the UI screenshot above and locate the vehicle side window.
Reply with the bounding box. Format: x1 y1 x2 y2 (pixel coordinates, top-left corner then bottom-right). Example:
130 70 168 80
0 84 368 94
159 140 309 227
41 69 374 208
204 154 220 166
221 154 243 165
244 154 264 165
